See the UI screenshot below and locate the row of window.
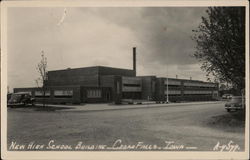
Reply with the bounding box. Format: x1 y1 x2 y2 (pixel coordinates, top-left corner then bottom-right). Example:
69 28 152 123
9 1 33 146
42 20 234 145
25 90 74 98
87 89 102 98
184 82 216 88
123 84 141 87
34 90 73 95
164 94 215 97
164 85 216 89
164 81 181 85
184 90 213 94
164 90 217 94
164 85 181 88
35 91 51 96
164 81 217 88
184 86 217 89
164 90 181 95
22 89 103 99
183 94 213 96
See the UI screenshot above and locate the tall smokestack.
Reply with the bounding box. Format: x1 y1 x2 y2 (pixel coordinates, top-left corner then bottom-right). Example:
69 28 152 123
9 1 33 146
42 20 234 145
133 47 136 76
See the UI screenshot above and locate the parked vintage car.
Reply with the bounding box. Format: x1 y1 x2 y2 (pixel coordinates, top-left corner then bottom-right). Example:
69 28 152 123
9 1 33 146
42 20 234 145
225 96 245 112
8 92 35 107
222 94 233 99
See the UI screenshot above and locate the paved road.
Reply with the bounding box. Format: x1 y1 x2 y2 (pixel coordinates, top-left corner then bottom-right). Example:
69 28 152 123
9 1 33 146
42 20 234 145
7 102 245 151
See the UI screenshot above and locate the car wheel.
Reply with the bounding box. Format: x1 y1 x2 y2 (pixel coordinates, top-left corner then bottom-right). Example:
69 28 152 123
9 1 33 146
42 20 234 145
227 109 231 112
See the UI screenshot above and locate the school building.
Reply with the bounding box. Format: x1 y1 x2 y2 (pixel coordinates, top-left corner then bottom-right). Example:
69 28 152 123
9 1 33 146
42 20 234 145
14 47 219 104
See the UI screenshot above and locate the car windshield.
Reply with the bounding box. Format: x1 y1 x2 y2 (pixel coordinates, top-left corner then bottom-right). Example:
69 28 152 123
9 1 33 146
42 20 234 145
9 94 22 102
230 97 242 103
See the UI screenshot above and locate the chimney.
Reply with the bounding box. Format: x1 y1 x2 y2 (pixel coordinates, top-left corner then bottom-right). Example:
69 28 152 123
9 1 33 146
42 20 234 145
190 77 192 80
176 75 178 79
133 47 136 76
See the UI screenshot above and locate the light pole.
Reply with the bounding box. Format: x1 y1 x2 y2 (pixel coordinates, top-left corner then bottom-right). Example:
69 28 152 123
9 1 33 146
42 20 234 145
166 76 169 103
166 63 169 103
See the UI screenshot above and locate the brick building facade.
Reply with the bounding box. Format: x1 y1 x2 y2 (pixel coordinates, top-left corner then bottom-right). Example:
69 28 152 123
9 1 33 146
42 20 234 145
14 65 218 104
13 48 219 104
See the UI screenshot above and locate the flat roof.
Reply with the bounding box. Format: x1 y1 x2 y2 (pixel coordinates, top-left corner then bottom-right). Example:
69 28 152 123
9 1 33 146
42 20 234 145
158 77 217 84
48 66 134 73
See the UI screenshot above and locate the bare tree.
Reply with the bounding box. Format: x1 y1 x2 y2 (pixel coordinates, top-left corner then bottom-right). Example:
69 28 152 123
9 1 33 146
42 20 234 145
36 50 48 107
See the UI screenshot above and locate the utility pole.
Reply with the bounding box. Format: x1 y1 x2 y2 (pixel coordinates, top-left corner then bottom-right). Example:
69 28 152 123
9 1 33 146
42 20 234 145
166 64 169 103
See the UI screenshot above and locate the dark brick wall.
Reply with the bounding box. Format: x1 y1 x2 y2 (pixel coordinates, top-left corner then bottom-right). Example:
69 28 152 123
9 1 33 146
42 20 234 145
155 78 165 101
47 67 99 86
48 66 99 77
46 66 135 87
47 75 99 87
100 75 116 88
99 66 135 77
114 76 122 104
100 75 116 100
140 76 157 100
100 75 122 103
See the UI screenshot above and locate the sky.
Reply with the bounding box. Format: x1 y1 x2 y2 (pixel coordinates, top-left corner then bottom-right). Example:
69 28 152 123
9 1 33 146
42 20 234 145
7 7 209 91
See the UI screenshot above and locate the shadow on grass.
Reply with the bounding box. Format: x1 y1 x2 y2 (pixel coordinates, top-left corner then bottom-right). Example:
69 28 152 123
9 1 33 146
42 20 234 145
206 110 245 132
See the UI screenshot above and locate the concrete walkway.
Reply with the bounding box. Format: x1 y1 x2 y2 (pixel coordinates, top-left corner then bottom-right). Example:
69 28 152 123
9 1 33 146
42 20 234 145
36 101 224 112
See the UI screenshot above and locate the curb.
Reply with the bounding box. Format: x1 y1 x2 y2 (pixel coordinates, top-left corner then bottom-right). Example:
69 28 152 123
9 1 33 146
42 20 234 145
58 101 224 112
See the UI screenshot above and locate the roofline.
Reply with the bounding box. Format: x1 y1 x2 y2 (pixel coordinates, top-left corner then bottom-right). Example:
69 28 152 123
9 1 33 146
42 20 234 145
48 66 134 73
157 77 217 84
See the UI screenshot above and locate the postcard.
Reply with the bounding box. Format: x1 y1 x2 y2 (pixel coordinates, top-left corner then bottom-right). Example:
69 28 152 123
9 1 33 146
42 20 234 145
1 0 249 159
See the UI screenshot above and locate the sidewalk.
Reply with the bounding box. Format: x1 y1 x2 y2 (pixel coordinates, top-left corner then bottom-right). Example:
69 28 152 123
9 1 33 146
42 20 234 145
36 101 224 112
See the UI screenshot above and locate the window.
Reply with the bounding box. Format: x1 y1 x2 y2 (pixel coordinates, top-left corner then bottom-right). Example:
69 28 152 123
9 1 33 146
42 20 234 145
166 85 181 89
87 89 102 98
184 90 212 95
54 90 73 98
164 90 181 95
123 84 141 87
35 91 50 97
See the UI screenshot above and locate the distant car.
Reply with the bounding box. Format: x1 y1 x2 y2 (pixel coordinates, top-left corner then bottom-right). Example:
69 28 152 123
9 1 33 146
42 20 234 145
8 92 35 107
225 96 245 112
222 94 233 99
